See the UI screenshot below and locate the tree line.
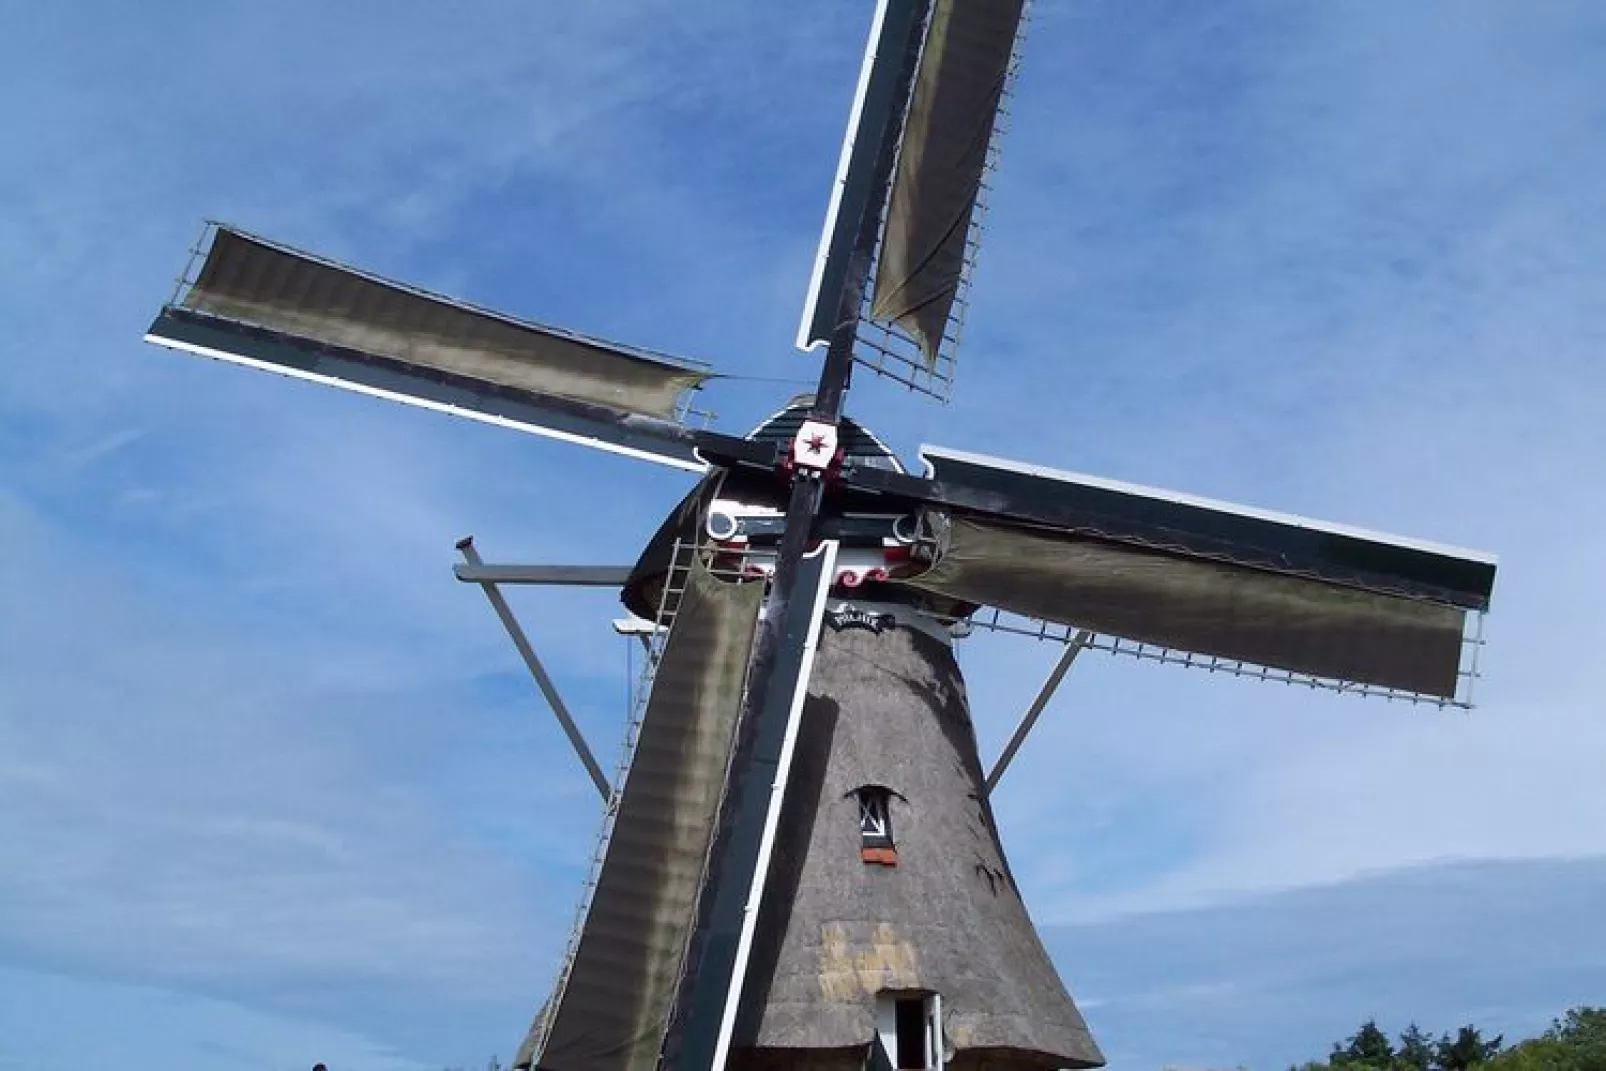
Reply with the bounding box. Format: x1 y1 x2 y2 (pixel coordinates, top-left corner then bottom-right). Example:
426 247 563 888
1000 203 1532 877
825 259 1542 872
1295 1008 1606 1071
434 1010 1606 1071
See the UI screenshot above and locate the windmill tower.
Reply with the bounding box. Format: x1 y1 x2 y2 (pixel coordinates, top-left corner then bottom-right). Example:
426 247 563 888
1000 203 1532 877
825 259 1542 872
142 2 1498 1070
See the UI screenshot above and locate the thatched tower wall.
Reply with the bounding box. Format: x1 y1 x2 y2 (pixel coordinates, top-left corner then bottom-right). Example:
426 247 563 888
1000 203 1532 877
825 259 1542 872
732 620 1102 1070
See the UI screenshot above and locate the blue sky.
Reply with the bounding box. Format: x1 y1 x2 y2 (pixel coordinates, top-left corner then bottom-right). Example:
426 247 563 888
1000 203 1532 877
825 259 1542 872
3 1 1605 1069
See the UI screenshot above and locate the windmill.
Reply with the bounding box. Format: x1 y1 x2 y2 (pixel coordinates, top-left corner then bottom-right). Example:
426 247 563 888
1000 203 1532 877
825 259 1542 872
143 1 1497 1070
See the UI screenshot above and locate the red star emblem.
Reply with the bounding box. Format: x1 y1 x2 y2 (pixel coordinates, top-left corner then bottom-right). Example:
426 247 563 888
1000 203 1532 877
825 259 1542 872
805 433 828 454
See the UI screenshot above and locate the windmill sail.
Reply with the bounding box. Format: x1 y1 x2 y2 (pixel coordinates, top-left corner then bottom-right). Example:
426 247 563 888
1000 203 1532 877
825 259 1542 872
836 444 1495 702
664 542 843 1071
870 0 1026 363
797 0 1029 399
796 0 928 356
906 513 1470 697
532 555 764 1071
912 446 1497 611
147 226 711 469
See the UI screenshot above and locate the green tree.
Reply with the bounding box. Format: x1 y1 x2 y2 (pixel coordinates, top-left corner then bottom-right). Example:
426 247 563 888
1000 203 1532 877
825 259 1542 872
1489 1007 1606 1071
1333 1020 1398 1069
1547 1007 1606 1062
1436 1026 1504 1071
1292 1008 1606 1071
1486 1038 1574 1071
1399 1024 1436 1071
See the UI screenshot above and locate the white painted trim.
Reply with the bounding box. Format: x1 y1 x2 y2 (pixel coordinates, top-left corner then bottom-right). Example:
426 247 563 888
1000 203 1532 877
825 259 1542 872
875 995 900 1067
920 444 1498 565
711 540 841 1071
796 0 893 352
610 615 660 636
146 334 709 473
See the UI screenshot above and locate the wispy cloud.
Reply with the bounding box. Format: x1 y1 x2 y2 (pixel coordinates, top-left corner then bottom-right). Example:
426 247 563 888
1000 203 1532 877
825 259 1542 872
0 965 435 1071
4 0 1606 1067
957 0 1606 924
1046 856 1606 1071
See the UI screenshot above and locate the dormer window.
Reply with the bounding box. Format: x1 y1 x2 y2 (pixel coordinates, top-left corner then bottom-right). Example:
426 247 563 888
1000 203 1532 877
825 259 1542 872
855 786 897 865
858 786 892 844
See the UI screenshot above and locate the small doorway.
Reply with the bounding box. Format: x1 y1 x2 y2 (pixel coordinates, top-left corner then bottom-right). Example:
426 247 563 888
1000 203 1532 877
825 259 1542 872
876 991 943 1070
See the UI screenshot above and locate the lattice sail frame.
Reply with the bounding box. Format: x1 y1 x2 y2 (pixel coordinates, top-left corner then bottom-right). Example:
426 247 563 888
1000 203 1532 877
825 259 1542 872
952 605 1488 710
851 0 1034 402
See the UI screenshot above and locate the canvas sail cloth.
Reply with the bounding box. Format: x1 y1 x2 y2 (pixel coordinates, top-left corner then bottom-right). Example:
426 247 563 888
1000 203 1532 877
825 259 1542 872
903 514 1469 698
870 0 1026 362
524 558 763 1071
173 227 707 417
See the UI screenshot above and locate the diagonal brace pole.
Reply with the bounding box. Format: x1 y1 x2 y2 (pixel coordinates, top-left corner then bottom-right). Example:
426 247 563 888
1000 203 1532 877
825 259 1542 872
985 629 1093 795
456 537 610 802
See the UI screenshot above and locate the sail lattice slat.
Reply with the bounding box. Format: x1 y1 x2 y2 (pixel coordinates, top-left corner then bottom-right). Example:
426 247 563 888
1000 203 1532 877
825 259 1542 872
955 606 1486 709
